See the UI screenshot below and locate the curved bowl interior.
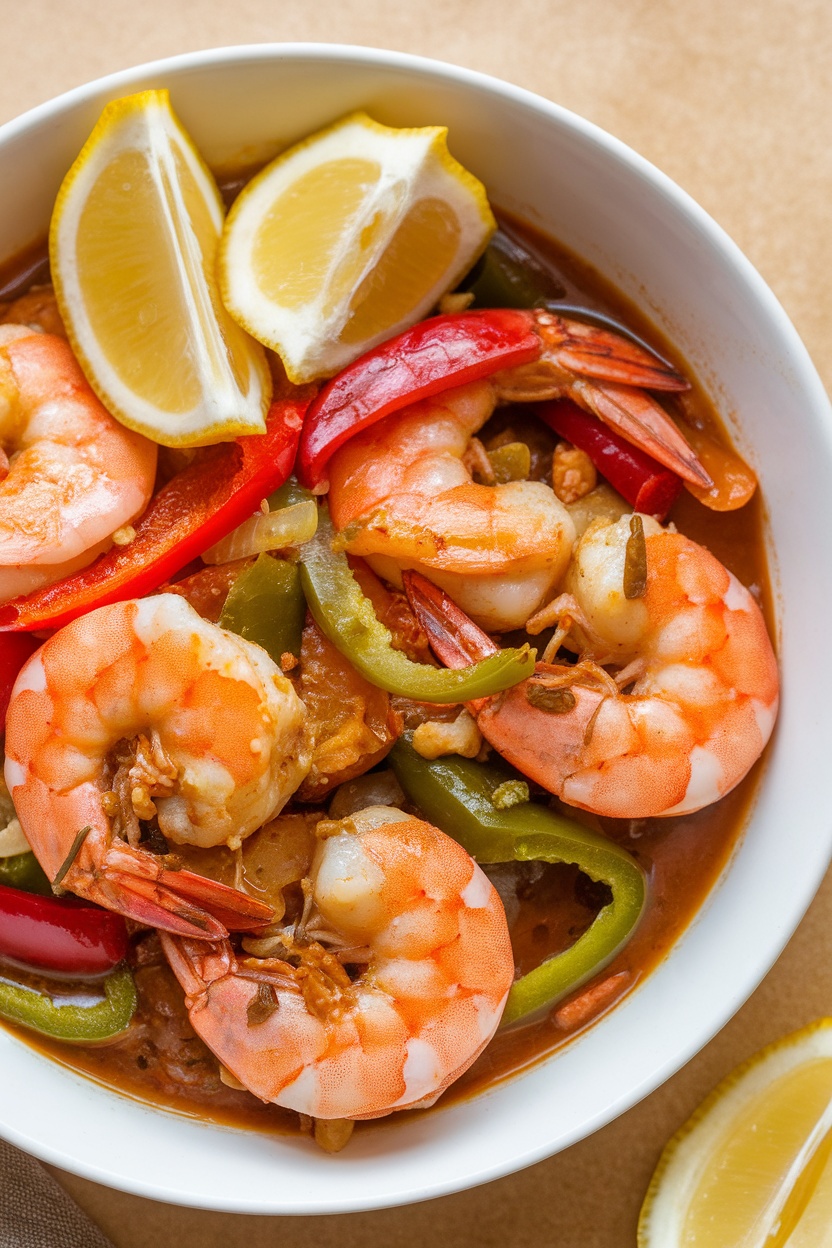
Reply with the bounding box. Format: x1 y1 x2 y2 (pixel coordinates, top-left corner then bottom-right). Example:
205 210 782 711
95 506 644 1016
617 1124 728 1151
0 44 830 1214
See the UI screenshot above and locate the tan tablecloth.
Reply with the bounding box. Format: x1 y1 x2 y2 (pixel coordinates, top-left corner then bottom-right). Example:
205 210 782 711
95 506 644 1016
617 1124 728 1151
1 3 830 1243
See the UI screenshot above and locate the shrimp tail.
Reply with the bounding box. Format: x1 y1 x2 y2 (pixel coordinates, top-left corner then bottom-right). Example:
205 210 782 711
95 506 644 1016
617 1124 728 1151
154 868 273 931
160 933 235 999
570 379 713 488
494 311 712 488
403 570 498 669
535 312 690 391
99 872 231 939
90 845 273 939
404 571 519 718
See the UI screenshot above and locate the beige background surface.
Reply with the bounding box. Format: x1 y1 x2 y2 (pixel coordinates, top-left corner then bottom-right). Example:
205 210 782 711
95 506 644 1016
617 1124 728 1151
1 2 830 1244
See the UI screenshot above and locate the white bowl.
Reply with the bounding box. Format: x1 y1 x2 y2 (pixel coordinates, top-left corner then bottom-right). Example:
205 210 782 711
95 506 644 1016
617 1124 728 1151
1 44 830 1215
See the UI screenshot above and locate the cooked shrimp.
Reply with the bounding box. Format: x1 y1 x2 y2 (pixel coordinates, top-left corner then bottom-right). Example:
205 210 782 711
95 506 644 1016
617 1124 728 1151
4 594 311 937
405 514 779 818
0 326 156 602
0 285 66 337
161 805 514 1119
328 379 577 631
327 313 702 631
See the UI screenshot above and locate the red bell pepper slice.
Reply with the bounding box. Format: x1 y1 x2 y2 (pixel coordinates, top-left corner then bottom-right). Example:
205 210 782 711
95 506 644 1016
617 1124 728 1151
0 400 307 633
537 399 682 521
297 310 541 489
0 881 128 975
0 633 40 723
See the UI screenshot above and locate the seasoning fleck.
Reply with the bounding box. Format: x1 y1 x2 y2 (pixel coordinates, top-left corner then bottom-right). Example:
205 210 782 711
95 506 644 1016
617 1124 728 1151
526 684 577 714
491 780 530 809
52 824 91 892
488 441 531 484
247 982 280 1026
623 514 647 600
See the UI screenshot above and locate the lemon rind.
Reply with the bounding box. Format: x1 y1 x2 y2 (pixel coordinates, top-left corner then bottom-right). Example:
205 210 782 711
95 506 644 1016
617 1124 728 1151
218 111 496 384
51 89 272 447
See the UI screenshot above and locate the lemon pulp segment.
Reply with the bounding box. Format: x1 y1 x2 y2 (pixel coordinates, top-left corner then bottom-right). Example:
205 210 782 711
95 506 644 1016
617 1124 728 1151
339 197 461 344
251 158 384 311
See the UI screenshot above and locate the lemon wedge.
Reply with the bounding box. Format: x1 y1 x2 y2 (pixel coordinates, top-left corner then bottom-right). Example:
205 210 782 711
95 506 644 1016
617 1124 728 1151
50 89 272 446
218 111 496 383
639 1019 832 1246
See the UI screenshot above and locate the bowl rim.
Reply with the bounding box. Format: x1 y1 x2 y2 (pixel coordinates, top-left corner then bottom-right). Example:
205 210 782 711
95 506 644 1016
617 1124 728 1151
1 40 831 1215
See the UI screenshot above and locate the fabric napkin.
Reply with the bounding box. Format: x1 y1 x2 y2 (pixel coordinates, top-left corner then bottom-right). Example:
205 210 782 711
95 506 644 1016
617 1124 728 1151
0 1139 114 1248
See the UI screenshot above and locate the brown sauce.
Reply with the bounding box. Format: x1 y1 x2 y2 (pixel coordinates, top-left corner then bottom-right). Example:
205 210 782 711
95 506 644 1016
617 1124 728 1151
0 237 50 301
0 206 773 1138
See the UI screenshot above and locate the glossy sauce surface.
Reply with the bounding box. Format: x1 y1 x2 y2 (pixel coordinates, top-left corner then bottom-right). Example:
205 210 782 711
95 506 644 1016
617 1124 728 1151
0 211 773 1136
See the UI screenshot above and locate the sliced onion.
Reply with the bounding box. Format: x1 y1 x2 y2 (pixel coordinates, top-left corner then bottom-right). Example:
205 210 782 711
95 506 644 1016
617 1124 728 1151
327 771 406 820
0 818 30 858
201 500 318 565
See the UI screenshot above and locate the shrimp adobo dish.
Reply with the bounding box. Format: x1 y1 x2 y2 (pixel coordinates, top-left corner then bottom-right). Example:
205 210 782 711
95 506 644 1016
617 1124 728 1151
0 93 777 1152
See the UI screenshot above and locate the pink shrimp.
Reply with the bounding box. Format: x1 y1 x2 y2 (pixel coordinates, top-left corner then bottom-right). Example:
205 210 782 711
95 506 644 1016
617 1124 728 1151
328 379 576 630
326 312 705 631
0 325 156 602
406 513 779 819
162 805 514 1119
4 593 312 937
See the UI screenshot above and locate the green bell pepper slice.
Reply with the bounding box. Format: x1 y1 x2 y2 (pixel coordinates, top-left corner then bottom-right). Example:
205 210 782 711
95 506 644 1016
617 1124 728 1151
219 476 312 663
389 741 647 1025
219 554 306 663
267 476 312 511
464 229 566 310
299 508 536 702
0 964 137 1041
0 851 52 896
